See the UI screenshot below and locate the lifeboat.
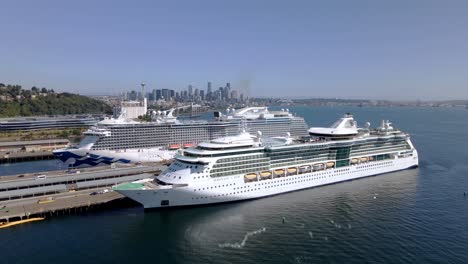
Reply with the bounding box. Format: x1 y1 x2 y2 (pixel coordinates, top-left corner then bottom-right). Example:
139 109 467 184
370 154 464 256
351 158 359 164
287 167 297 174
183 143 195 148
360 157 368 162
369 156 374 161
168 144 181 150
244 173 257 180
299 165 311 173
260 171 272 178
313 164 324 171
274 169 285 175
326 162 335 168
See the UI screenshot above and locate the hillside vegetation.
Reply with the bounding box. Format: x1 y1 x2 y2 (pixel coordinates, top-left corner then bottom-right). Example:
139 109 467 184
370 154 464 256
0 83 112 117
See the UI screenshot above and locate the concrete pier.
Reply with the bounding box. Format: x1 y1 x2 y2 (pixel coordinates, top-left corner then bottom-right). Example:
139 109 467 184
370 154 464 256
0 163 166 223
0 139 69 164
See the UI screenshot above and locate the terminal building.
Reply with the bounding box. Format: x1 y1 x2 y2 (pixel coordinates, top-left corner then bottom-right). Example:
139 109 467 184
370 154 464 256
0 115 99 132
112 98 147 119
0 165 162 201
0 139 70 153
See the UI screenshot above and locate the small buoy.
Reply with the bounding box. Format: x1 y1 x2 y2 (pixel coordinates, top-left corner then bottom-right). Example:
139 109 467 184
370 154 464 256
282 217 286 223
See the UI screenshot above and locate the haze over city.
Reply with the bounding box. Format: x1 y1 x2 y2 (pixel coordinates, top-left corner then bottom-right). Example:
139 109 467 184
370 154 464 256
1 0 468 100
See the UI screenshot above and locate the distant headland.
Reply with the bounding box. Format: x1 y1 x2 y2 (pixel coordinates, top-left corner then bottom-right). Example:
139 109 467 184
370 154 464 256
0 83 112 117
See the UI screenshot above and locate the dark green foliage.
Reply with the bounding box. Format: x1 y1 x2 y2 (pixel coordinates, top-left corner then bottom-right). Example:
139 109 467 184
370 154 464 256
137 114 152 122
0 84 112 117
71 128 82 136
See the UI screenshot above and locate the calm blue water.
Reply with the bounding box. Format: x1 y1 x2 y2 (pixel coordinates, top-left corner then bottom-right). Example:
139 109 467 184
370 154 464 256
0 159 64 177
1 106 468 264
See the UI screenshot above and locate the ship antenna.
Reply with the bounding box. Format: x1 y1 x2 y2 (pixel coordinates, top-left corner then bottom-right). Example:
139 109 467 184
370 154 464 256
240 118 248 134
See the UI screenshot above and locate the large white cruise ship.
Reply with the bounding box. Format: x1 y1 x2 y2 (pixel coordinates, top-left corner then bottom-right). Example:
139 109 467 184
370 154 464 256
113 114 418 209
53 107 308 166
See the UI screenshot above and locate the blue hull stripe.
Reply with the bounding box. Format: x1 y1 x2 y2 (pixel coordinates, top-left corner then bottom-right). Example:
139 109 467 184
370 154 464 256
53 151 131 167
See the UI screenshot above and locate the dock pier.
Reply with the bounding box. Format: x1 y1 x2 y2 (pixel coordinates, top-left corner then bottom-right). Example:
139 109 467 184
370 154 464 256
0 139 69 164
0 163 165 224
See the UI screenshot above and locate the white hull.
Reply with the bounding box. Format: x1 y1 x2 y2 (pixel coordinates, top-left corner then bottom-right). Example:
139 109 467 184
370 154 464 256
54 106 309 167
54 147 176 166
90 148 176 162
116 154 418 209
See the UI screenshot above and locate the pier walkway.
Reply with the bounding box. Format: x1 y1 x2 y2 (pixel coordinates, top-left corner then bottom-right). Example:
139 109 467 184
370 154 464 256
0 163 166 223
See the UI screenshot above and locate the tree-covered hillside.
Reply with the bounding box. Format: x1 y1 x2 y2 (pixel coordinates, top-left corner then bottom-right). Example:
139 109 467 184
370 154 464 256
0 83 112 117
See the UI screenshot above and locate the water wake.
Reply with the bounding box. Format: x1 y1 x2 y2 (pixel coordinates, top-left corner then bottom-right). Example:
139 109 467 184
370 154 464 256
218 227 267 249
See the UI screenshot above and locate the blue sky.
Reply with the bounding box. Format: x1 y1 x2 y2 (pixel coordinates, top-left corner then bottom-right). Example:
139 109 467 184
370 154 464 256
1 0 468 100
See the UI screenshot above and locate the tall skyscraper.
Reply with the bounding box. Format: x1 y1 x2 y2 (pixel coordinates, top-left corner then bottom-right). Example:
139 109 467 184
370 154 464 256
129 90 137 101
231 90 238 100
156 89 162 100
200 90 205 100
207 82 212 100
161 89 170 101
188 85 193 97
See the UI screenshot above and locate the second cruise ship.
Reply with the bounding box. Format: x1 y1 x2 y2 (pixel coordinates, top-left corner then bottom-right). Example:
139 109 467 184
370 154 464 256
53 107 309 166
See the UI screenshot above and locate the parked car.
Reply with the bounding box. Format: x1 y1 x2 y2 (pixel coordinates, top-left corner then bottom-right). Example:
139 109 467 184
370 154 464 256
35 175 47 180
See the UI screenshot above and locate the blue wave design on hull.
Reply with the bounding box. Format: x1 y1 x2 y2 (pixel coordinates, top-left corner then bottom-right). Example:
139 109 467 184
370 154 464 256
53 150 131 167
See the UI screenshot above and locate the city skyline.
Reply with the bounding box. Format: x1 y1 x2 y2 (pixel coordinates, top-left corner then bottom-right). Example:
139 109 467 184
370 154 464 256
121 81 247 104
2 1 468 100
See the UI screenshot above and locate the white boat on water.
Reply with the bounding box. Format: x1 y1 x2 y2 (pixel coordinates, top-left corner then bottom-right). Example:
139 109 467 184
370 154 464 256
53 106 309 166
113 114 418 209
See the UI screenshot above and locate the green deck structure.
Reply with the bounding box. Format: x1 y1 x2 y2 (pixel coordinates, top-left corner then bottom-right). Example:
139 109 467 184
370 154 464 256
112 182 144 191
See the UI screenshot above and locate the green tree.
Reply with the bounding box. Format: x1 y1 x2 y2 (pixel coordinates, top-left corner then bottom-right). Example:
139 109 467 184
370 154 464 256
0 83 112 117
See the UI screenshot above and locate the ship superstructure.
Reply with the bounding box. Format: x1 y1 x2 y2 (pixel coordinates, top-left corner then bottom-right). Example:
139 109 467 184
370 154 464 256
113 114 418 209
53 107 308 166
